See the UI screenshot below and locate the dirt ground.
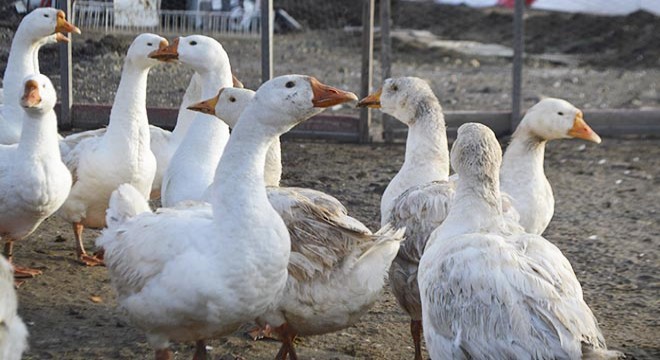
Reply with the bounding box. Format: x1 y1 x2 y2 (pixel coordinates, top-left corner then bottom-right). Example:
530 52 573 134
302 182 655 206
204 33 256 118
0 1 659 359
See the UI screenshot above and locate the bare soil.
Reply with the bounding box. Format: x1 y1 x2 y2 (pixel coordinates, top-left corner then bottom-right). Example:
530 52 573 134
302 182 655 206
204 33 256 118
0 1 658 359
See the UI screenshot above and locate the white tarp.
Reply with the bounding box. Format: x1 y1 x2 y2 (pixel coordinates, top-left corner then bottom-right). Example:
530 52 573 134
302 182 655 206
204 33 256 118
532 0 660 16
114 0 159 27
434 0 660 15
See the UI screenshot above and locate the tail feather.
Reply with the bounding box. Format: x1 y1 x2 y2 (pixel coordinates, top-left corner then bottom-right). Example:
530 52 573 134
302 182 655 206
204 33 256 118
350 223 405 292
106 184 151 228
582 345 626 360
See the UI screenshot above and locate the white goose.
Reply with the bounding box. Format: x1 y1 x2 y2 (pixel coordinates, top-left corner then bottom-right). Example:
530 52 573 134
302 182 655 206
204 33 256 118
0 255 28 360
0 74 72 281
0 8 80 145
189 87 404 359
419 122 622 359
96 75 358 359
57 34 163 266
500 97 601 235
149 35 234 207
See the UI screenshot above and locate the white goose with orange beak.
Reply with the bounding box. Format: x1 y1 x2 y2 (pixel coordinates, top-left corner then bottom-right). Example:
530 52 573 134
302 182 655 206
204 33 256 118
57 34 164 267
189 87 405 360
0 7 80 145
499 97 601 235
0 74 72 283
97 75 360 360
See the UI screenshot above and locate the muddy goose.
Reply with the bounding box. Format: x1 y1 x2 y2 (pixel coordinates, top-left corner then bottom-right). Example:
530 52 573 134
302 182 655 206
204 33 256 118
0 74 72 281
57 34 164 266
418 122 621 359
96 75 358 359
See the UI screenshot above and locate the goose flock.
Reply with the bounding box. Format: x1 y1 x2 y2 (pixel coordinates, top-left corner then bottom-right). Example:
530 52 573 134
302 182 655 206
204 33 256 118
0 7 624 360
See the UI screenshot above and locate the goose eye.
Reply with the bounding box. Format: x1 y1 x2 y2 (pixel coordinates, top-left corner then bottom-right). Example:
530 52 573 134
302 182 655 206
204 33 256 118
557 112 564 116
147 42 153 46
190 40 198 46
285 81 295 88
391 84 398 91
229 96 236 102
42 84 46 88
44 14 49 18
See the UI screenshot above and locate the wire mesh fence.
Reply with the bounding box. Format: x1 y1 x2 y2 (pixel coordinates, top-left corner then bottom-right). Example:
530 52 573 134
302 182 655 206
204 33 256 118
70 0 260 37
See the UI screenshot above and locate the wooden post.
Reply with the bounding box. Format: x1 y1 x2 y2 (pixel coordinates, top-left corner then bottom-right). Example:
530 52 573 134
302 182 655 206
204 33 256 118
359 0 375 144
511 0 524 130
260 0 273 83
380 0 395 142
58 0 74 130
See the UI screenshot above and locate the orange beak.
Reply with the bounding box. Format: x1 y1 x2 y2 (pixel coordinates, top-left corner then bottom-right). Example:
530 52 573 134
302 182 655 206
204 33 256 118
232 74 244 88
309 77 358 108
55 10 81 34
567 111 601 144
187 88 223 116
356 88 382 108
21 80 41 108
149 37 179 62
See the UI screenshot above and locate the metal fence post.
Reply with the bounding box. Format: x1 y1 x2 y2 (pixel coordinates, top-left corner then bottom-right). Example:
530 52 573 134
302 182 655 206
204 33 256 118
380 0 395 142
511 0 524 130
58 0 74 130
359 0 375 144
260 0 273 84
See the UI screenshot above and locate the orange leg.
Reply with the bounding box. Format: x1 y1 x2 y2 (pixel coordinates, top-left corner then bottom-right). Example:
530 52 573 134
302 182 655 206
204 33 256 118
192 340 207 360
411 319 423 360
4 239 42 283
73 222 104 266
247 323 276 341
155 348 173 360
274 323 298 360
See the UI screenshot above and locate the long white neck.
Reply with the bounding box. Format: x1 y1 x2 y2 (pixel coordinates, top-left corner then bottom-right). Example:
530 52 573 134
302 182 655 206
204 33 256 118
172 67 232 178
264 137 282 187
431 172 503 245
171 72 202 143
211 112 277 219
103 59 152 149
500 124 553 234
380 102 449 224
4 31 39 110
17 108 61 159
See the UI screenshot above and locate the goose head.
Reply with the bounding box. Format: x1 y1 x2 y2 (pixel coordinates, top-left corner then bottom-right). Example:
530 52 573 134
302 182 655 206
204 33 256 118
188 87 255 128
20 74 57 114
126 33 169 69
20 8 80 42
519 98 601 143
451 123 502 182
238 75 357 134
358 76 440 125
149 35 230 74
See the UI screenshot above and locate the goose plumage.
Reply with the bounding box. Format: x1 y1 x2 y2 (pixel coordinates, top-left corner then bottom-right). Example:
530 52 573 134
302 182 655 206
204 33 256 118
97 74 359 359
0 74 72 281
499 97 601 235
0 8 79 145
418 122 622 360
150 35 234 207
360 80 603 359
189 87 404 359
0 255 28 360
57 33 162 266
